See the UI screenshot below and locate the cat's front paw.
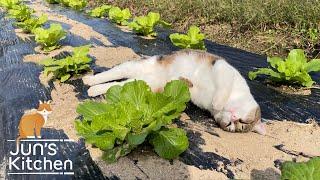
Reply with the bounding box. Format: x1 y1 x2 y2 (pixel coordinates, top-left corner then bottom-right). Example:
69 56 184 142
87 86 102 97
82 75 96 86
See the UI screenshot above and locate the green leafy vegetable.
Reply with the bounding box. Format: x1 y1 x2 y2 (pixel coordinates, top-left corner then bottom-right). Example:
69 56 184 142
248 49 320 87
7 4 33 22
129 12 171 37
0 0 20 10
33 23 66 52
40 45 92 82
108 7 131 26
66 0 87 11
150 128 189 159
76 80 190 162
281 157 320 180
170 25 206 50
45 0 59 4
89 5 112 18
16 14 47 33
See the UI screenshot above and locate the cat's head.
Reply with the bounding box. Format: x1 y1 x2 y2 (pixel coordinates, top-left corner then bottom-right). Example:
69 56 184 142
216 105 266 135
37 100 53 116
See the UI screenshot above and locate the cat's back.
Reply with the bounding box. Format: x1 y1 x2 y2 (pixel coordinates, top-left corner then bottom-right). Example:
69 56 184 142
157 50 225 78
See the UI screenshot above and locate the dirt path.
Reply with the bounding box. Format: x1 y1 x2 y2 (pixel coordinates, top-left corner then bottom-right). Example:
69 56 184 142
20 1 320 179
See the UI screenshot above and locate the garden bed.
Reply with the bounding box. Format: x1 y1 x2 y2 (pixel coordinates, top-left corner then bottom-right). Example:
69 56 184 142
0 0 319 179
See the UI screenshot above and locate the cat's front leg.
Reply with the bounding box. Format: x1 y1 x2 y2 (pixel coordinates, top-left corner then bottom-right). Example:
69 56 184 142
87 79 135 97
83 61 145 86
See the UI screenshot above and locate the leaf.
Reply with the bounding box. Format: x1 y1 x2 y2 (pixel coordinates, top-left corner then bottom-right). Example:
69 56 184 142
76 101 110 120
305 59 320 73
248 68 282 80
267 57 283 69
150 128 189 159
60 74 71 82
105 85 123 103
281 157 320 180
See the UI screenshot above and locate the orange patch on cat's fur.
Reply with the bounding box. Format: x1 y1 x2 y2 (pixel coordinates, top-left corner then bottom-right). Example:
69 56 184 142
157 50 222 67
179 77 193 87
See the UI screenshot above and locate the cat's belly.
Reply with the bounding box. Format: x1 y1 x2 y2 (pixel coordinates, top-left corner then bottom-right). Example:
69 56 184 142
189 85 214 112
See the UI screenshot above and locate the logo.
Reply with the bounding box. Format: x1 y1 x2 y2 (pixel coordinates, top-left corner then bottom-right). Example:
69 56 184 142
7 100 74 176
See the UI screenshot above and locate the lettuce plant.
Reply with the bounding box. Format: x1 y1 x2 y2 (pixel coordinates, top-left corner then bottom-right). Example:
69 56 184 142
249 49 320 87
281 157 320 180
89 5 112 18
16 14 48 33
67 0 87 11
40 45 92 82
34 23 66 52
108 7 131 26
7 4 33 22
129 12 171 37
170 25 206 50
0 0 20 10
75 80 190 162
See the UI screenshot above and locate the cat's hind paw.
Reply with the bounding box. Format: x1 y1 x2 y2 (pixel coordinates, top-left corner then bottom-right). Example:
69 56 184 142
82 75 96 86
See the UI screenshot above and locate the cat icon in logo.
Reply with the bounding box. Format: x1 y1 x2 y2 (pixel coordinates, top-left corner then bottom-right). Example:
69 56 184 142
17 100 52 142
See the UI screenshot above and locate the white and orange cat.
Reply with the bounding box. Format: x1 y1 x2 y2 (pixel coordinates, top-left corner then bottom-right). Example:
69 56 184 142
83 50 266 135
17 100 52 141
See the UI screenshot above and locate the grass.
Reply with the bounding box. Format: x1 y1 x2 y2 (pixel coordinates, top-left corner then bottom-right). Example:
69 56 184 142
89 0 320 58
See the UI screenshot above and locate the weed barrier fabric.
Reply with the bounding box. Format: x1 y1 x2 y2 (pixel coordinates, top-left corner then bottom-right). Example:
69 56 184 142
0 2 319 180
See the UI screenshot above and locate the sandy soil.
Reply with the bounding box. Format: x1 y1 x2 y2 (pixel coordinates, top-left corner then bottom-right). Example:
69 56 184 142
20 0 320 179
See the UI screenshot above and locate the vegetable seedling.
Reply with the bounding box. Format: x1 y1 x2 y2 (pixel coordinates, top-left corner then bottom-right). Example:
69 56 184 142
16 14 48 33
7 4 34 22
89 5 112 18
170 25 206 50
40 45 92 82
0 0 20 10
129 12 171 37
33 23 66 52
66 0 87 11
248 49 320 87
75 80 190 162
108 7 131 26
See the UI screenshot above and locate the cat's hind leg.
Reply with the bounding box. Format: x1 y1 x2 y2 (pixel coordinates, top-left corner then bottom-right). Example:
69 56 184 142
83 60 148 86
87 79 135 97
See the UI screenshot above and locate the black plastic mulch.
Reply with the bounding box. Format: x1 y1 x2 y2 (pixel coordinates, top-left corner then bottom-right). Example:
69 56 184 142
0 1 319 180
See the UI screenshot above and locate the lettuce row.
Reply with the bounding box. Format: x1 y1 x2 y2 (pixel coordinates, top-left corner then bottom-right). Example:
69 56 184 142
75 80 190 162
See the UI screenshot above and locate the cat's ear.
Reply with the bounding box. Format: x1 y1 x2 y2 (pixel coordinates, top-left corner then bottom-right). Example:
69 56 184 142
39 100 43 104
47 100 52 104
253 122 266 135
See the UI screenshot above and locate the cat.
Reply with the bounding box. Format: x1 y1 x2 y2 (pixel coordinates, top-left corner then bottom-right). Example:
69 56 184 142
82 50 266 135
16 100 52 142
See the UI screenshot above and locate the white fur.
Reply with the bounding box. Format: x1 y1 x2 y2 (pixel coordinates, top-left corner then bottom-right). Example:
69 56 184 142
83 51 265 134
37 109 52 124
